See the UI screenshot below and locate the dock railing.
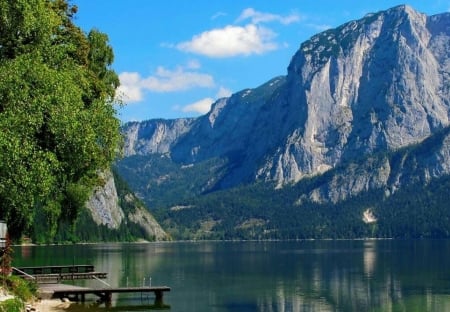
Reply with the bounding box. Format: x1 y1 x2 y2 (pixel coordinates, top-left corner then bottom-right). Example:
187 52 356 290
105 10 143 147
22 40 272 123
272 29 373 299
11 267 36 280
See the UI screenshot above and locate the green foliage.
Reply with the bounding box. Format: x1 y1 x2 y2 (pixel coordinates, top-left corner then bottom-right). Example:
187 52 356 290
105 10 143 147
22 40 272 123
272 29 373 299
5 276 36 301
42 170 159 243
0 297 24 312
156 172 450 240
56 208 153 243
375 175 450 238
0 0 121 240
1 275 36 302
115 155 228 208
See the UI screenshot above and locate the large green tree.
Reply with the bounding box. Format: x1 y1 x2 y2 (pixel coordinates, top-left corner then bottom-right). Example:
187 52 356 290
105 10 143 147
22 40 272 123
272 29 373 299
0 0 121 240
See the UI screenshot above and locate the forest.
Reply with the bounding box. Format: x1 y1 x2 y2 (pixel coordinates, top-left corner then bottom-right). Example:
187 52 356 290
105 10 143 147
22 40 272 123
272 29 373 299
116 130 450 241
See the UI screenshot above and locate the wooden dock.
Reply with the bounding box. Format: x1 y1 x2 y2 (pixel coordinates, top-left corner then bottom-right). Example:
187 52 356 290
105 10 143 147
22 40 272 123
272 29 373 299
38 283 171 307
14 264 171 307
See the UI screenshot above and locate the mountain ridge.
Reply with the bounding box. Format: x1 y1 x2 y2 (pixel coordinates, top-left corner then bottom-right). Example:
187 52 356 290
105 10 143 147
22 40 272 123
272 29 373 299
116 5 450 239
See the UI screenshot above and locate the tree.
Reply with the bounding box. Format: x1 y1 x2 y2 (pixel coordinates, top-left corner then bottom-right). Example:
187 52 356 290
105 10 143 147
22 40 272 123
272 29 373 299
0 0 121 240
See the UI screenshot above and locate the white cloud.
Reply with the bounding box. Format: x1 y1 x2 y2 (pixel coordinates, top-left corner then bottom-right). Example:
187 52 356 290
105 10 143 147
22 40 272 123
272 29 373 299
186 59 201 69
176 24 277 58
117 65 215 104
116 72 143 102
141 66 214 92
211 11 227 20
182 98 214 114
174 8 300 58
181 86 233 114
236 8 300 25
216 86 232 98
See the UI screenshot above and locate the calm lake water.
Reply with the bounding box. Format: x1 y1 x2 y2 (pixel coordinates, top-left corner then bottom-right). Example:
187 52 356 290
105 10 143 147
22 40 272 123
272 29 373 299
12 240 450 311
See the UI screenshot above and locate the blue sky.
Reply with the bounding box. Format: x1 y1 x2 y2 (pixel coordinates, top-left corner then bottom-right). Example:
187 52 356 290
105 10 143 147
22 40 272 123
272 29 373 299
73 1 450 123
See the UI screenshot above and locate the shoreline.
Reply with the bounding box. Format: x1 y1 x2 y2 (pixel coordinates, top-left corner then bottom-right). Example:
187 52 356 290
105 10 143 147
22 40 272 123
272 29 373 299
32 299 71 312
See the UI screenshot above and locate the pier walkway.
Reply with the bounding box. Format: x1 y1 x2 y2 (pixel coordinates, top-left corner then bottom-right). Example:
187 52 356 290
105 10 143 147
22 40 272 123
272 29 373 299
13 265 170 307
38 283 171 306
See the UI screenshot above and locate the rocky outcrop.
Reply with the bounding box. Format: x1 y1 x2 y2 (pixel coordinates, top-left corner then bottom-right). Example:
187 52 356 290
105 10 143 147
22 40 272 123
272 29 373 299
126 194 169 240
86 170 124 229
86 170 169 240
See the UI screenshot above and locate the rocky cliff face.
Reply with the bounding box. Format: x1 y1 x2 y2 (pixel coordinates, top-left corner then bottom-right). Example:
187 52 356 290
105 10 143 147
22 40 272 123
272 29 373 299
119 5 450 203
122 118 195 156
86 170 124 229
85 170 169 241
267 5 450 184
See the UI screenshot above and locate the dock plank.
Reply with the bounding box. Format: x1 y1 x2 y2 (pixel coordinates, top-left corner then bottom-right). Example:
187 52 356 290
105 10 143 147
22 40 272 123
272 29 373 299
39 283 171 306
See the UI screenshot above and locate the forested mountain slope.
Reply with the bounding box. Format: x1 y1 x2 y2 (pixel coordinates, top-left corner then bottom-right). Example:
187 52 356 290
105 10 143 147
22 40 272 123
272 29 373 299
117 5 450 239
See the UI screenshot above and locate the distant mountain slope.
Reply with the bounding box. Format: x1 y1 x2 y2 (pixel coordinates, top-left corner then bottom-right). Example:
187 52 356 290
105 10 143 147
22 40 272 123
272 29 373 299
116 5 450 239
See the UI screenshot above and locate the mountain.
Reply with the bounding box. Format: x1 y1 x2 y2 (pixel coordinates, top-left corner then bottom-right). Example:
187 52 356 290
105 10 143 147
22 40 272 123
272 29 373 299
116 5 450 239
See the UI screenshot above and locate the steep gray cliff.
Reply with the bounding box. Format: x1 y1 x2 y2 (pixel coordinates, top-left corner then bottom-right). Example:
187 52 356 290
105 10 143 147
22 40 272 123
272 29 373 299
120 5 450 201
86 170 124 229
258 5 450 186
86 170 169 241
123 118 195 156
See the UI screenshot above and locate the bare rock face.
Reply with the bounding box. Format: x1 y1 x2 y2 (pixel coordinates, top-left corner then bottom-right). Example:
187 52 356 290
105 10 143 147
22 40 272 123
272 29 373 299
122 118 195 157
260 5 450 185
86 170 169 240
126 195 169 240
86 170 124 229
120 6 450 201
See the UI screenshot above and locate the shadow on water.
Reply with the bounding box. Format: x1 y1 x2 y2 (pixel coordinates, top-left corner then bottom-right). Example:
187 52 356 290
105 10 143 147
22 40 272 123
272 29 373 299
60 294 170 311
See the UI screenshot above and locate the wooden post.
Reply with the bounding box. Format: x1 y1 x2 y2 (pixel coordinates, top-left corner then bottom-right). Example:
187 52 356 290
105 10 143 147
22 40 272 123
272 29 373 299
101 291 112 303
105 291 112 308
154 290 164 307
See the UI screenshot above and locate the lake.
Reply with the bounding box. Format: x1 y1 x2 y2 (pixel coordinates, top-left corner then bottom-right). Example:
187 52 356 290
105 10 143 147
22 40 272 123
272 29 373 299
12 240 450 311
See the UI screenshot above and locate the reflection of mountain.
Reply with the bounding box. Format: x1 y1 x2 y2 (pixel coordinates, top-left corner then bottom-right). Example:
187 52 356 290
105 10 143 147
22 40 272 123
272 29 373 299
145 240 450 312
14 241 450 311
256 286 450 312
250 241 450 311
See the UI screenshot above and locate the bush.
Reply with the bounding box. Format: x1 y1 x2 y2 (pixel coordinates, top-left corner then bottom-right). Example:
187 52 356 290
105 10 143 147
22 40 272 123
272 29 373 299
3 275 37 301
0 297 24 312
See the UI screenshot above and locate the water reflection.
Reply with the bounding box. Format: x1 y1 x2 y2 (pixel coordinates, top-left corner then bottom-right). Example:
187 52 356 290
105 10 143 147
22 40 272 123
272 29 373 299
13 240 450 312
363 240 376 278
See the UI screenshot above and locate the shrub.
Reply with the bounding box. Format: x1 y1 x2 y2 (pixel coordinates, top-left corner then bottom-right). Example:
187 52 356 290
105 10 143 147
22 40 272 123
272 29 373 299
3 276 37 301
0 297 24 312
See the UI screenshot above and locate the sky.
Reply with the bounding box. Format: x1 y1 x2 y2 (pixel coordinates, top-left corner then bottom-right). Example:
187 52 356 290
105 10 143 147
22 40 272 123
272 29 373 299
73 0 450 123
